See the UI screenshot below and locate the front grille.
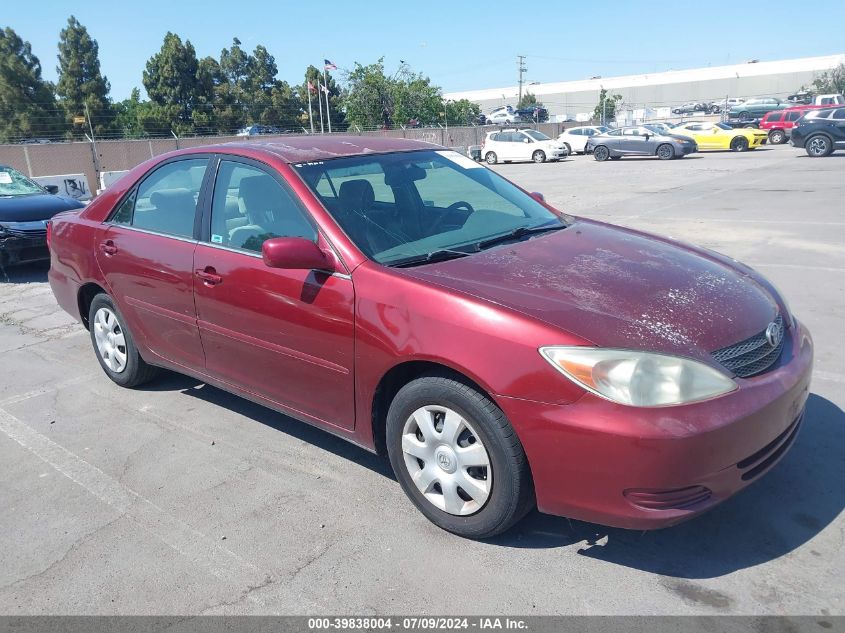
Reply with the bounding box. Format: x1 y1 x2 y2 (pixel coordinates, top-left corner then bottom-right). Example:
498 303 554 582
711 314 784 378
4 227 47 239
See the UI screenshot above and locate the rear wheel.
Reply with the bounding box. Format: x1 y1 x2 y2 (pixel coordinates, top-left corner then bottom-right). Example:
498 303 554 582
532 150 546 163
657 143 675 160
386 375 534 539
593 145 610 161
730 136 749 152
806 135 833 157
711 105 721 114
768 129 786 145
88 294 158 388
485 152 498 165
738 111 751 121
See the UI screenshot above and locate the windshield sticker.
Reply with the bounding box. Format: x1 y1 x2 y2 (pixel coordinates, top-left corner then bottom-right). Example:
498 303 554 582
435 150 483 170
0 172 12 184
211 234 224 244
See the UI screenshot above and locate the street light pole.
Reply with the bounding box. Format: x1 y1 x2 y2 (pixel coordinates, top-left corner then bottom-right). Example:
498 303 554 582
517 55 527 106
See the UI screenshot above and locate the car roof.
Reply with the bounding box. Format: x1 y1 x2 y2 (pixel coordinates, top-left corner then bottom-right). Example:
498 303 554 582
172 135 441 164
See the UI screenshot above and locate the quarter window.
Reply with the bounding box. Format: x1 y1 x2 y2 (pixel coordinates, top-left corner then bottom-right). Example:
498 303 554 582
209 161 316 253
832 109 845 120
130 159 208 238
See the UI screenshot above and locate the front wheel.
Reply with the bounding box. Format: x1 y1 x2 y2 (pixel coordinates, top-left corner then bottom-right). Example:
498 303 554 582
730 136 749 152
656 143 675 160
738 111 751 121
88 294 158 387
485 152 498 165
806 135 833 157
386 375 534 539
768 129 786 145
593 145 610 161
532 150 546 163
562 142 571 155
711 105 721 114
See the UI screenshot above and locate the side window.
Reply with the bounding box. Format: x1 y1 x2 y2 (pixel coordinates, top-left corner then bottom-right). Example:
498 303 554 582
786 111 800 122
570 129 582 136
132 159 208 238
832 109 845 120
111 190 136 225
607 129 622 136
768 113 783 122
209 161 316 253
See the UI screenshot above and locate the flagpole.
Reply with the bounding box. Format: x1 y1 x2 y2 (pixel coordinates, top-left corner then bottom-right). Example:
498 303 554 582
323 67 332 134
317 78 325 134
307 85 315 134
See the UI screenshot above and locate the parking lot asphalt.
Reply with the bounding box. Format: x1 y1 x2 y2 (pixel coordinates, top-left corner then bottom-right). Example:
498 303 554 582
0 144 842 615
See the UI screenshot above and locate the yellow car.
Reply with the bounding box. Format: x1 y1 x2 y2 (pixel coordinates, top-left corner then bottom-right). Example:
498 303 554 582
671 121 768 151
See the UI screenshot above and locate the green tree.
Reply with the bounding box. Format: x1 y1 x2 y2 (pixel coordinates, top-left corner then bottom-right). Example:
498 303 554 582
594 88 622 124
56 16 112 138
812 63 845 96
444 98 481 125
0 27 64 142
113 87 166 138
517 91 540 109
142 32 201 135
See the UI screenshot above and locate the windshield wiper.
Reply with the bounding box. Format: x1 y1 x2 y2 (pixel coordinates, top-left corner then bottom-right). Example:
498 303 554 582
476 222 565 251
388 249 475 268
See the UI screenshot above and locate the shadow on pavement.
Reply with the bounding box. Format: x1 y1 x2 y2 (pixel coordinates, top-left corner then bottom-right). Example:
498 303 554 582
489 393 844 578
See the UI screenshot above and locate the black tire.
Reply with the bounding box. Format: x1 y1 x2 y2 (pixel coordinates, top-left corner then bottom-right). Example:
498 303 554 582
768 129 786 145
88 293 158 388
711 105 721 114
386 375 534 539
562 142 571 155
593 145 610 161
730 136 749 152
485 152 497 165
532 150 546 163
657 143 675 160
738 111 751 121
805 134 833 157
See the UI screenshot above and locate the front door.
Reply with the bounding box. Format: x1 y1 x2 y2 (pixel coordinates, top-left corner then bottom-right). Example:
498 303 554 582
192 158 356 430
95 157 210 371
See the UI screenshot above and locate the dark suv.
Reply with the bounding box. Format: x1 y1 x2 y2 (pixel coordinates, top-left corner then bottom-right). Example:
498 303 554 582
791 107 845 157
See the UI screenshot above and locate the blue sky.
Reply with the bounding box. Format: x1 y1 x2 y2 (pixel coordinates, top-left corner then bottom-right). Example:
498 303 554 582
11 0 845 101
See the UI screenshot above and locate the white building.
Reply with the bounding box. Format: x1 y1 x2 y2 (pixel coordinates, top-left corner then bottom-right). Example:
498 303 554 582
444 54 845 121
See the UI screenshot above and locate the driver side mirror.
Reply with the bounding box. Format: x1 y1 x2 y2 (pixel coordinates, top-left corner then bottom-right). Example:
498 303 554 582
530 192 545 202
262 237 333 271
523 138 530 143
713 128 720 134
644 134 650 140
44 184 59 194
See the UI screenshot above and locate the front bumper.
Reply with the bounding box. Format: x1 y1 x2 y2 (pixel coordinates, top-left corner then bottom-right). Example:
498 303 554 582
498 318 813 530
0 234 49 266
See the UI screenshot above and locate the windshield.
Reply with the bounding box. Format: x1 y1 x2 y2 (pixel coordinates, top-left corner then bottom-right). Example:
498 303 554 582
0 166 44 197
596 126 609 133
293 150 565 265
644 124 668 134
524 130 551 141
715 122 732 130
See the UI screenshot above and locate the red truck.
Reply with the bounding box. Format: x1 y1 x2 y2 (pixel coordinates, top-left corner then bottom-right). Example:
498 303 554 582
760 105 831 144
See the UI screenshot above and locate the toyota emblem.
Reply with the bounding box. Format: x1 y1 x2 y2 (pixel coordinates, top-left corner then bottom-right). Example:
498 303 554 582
765 321 783 348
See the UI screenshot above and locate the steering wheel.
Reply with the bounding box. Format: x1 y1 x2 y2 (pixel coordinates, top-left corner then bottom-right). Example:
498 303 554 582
430 201 475 233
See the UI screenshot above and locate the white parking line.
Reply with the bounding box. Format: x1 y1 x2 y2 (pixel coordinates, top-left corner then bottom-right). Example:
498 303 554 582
0 375 94 407
0 406 267 593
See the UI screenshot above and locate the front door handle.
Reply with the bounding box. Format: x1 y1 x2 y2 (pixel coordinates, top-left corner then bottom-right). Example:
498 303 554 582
100 240 117 256
196 267 223 286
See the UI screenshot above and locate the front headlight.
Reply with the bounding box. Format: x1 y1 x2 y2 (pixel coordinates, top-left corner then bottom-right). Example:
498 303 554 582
539 346 737 407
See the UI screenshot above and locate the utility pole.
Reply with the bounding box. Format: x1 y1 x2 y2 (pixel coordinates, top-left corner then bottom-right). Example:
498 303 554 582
517 55 527 106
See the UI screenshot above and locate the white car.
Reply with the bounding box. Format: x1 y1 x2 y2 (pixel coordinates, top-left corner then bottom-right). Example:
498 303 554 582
486 110 522 125
556 126 609 154
709 98 744 114
482 129 569 164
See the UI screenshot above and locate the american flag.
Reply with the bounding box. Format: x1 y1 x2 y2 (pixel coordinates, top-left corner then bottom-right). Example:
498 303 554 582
324 59 337 71
307 80 316 94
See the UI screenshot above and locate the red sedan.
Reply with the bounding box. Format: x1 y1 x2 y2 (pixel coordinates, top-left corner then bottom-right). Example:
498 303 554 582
47 137 813 538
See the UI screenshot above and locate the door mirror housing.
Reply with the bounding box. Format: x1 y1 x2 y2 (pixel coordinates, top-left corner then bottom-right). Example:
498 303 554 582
523 138 530 143
262 237 333 271
529 191 545 202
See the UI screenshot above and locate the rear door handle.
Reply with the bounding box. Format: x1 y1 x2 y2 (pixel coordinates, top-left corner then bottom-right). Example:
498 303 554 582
100 240 117 256
195 267 223 286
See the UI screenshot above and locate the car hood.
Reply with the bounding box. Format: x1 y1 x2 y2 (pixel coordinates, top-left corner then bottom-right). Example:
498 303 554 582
0 193 85 222
401 220 778 361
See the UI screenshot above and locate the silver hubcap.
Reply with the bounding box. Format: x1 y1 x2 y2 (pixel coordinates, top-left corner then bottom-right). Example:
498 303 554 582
401 405 492 516
809 137 827 155
93 307 128 373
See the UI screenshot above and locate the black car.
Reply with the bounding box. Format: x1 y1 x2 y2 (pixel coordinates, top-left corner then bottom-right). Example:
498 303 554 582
514 106 549 123
0 165 85 266
790 107 845 157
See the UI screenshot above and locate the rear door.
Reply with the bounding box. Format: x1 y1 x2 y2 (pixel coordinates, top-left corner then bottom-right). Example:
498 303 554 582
192 157 356 429
832 108 845 148
95 157 211 371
